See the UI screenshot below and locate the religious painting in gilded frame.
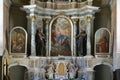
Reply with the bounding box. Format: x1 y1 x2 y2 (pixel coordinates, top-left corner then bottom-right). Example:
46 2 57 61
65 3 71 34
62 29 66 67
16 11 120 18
9 27 27 57
95 28 111 58
49 15 73 56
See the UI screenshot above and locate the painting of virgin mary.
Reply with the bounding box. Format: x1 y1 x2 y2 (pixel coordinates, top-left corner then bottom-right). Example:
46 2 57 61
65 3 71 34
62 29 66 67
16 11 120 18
51 17 71 56
11 28 26 53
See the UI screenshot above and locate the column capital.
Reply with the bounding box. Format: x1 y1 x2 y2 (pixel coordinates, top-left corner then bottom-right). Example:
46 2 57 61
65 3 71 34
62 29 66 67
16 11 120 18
30 15 36 22
87 0 93 5
86 15 94 22
72 18 78 24
44 18 51 23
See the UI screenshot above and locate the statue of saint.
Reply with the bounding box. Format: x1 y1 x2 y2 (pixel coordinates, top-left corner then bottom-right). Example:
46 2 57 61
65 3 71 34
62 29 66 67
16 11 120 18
46 63 54 79
35 29 46 56
76 29 87 56
68 61 78 78
40 66 46 79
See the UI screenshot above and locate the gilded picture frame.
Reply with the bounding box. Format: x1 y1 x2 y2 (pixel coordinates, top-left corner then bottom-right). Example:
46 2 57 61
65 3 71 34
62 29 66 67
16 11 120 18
94 28 111 57
49 15 73 56
9 26 27 57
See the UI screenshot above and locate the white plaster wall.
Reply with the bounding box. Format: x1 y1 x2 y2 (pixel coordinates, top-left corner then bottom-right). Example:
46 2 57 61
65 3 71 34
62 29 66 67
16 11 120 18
113 0 120 71
0 0 3 55
117 0 120 53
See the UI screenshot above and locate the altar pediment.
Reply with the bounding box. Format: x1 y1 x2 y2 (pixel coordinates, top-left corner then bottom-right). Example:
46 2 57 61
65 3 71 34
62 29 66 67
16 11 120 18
22 0 99 17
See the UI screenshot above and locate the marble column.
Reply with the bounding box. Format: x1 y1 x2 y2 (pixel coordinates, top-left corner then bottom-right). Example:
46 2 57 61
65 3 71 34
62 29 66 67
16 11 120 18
30 0 35 4
72 19 78 56
30 15 36 56
86 16 92 56
87 0 93 5
23 5 36 56
86 69 94 80
44 18 50 56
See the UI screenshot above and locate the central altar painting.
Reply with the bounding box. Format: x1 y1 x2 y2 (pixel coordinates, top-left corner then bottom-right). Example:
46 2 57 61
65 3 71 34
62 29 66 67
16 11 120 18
50 17 72 56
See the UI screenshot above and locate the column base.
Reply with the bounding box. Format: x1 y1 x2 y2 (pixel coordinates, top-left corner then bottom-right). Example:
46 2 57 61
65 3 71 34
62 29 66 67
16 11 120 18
86 68 94 80
29 56 40 59
84 55 93 58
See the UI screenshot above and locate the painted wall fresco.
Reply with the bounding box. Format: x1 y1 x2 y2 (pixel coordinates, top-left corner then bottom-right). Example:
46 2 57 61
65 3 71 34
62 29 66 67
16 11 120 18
51 17 71 56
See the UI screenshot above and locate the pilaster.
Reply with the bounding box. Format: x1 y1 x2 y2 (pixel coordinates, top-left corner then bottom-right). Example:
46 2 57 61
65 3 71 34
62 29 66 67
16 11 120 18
72 19 78 56
44 18 51 56
23 5 37 56
86 15 92 56
30 15 36 56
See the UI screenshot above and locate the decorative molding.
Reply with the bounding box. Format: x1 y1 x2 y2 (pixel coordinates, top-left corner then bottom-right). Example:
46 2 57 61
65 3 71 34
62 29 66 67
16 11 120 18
72 19 78 24
44 18 51 23
86 15 92 22
22 4 99 17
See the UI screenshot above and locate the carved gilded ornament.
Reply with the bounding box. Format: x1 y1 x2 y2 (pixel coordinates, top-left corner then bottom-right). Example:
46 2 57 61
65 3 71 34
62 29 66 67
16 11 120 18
87 1 93 5
86 16 92 22
72 19 78 24
30 16 36 22
44 18 51 23
58 12 65 16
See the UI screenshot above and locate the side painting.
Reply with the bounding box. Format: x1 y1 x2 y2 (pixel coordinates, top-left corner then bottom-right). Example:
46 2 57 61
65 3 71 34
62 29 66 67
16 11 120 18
95 28 110 54
50 17 71 56
10 27 27 54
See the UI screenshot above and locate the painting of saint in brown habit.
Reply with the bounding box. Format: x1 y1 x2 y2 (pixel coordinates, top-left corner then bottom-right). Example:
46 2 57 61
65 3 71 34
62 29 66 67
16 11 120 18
51 17 71 56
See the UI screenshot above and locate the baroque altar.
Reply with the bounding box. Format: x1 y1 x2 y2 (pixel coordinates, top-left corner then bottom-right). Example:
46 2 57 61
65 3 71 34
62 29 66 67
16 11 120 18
23 0 99 57
3 0 113 80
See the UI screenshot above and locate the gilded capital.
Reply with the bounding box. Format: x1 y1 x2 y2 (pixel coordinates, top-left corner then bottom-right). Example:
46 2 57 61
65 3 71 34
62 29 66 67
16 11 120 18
44 18 51 23
58 12 65 16
86 16 92 22
72 19 78 24
87 1 93 5
30 16 36 22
